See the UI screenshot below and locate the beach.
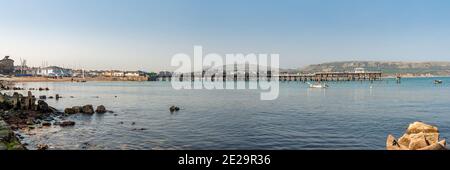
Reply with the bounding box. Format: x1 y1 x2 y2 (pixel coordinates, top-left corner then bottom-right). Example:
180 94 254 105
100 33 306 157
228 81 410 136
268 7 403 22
8 76 149 83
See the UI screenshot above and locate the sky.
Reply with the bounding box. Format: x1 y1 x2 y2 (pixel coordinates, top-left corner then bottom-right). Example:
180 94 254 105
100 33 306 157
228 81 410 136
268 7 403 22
1 0 450 71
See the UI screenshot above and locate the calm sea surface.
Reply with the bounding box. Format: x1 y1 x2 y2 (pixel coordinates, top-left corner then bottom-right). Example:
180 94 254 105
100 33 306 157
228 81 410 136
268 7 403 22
8 77 450 150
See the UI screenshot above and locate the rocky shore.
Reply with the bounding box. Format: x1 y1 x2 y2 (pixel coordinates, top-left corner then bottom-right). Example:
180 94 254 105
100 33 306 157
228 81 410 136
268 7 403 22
0 81 111 150
0 90 64 150
0 119 25 150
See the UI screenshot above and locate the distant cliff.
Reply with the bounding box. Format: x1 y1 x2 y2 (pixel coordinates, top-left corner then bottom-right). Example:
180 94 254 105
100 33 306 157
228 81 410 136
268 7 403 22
299 61 450 76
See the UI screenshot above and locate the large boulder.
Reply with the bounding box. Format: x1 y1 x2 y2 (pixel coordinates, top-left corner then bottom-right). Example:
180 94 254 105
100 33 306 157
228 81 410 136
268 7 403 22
419 140 447 150
64 108 77 114
72 106 82 113
95 105 107 113
408 132 429 150
387 122 447 150
36 100 51 113
406 122 439 134
81 105 94 114
386 135 404 150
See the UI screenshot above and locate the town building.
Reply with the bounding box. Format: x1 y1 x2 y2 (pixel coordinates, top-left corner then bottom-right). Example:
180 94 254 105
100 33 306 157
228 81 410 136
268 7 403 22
125 71 147 77
101 71 113 77
36 66 73 77
112 71 124 77
125 71 140 77
0 56 15 75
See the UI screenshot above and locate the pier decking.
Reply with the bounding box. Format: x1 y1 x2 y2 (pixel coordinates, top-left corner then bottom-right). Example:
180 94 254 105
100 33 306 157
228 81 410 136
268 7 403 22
278 72 383 81
157 71 383 81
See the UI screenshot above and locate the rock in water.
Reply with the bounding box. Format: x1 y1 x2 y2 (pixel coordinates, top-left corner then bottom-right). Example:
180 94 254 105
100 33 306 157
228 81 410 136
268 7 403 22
387 122 447 150
419 140 447 150
95 105 107 113
408 132 429 150
36 100 51 113
406 122 439 134
60 121 75 127
81 105 94 114
169 106 180 113
72 106 82 113
37 144 49 150
64 108 77 114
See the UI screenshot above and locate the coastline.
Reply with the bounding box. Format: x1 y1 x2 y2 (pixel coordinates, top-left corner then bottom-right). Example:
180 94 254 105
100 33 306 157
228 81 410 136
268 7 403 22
0 80 65 150
5 75 450 83
0 79 113 150
7 76 149 83
382 75 450 79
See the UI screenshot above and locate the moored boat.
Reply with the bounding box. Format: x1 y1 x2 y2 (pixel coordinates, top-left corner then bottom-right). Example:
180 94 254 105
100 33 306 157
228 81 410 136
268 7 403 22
307 82 328 88
434 80 443 84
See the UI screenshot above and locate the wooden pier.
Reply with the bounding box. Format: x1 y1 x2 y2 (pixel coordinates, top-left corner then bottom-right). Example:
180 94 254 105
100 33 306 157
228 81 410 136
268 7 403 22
157 71 382 82
277 72 383 81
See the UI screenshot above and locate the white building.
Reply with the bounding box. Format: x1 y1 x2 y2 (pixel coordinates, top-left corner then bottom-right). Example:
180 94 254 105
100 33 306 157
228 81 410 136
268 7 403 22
125 71 140 77
36 66 73 77
112 71 124 77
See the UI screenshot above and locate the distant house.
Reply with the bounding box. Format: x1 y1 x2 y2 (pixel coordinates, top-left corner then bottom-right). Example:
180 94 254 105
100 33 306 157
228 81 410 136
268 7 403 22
112 71 124 77
87 70 101 77
125 71 147 77
14 66 34 76
0 56 14 75
101 71 113 77
71 69 83 77
36 66 73 77
124 71 140 77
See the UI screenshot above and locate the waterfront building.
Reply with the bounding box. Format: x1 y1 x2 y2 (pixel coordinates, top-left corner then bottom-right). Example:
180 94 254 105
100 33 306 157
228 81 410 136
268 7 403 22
101 71 113 77
125 71 148 77
36 66 73 77
86 70 102 77
125 71 140 77
112 71 125 77
0 56 15 75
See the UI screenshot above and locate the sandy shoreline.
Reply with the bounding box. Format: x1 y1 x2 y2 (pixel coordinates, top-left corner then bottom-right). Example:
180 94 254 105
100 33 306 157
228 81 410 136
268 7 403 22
5 76 149 83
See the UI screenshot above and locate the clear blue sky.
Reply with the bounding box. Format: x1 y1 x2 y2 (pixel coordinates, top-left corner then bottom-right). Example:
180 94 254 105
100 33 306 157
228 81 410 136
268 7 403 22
1 0 450 71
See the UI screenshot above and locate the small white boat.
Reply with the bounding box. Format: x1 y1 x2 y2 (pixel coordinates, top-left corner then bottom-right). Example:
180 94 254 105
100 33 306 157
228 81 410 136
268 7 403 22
307 82 328 88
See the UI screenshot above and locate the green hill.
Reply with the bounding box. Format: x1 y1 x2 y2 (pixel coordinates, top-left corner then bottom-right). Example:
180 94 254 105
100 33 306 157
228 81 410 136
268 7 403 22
299 61 450 76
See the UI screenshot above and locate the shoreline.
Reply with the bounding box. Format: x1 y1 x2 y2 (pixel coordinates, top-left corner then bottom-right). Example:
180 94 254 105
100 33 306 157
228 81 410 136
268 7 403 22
0 80 74 150
8 76 149 83
382 75 450 79
4 75 450 83
0 79 113 150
